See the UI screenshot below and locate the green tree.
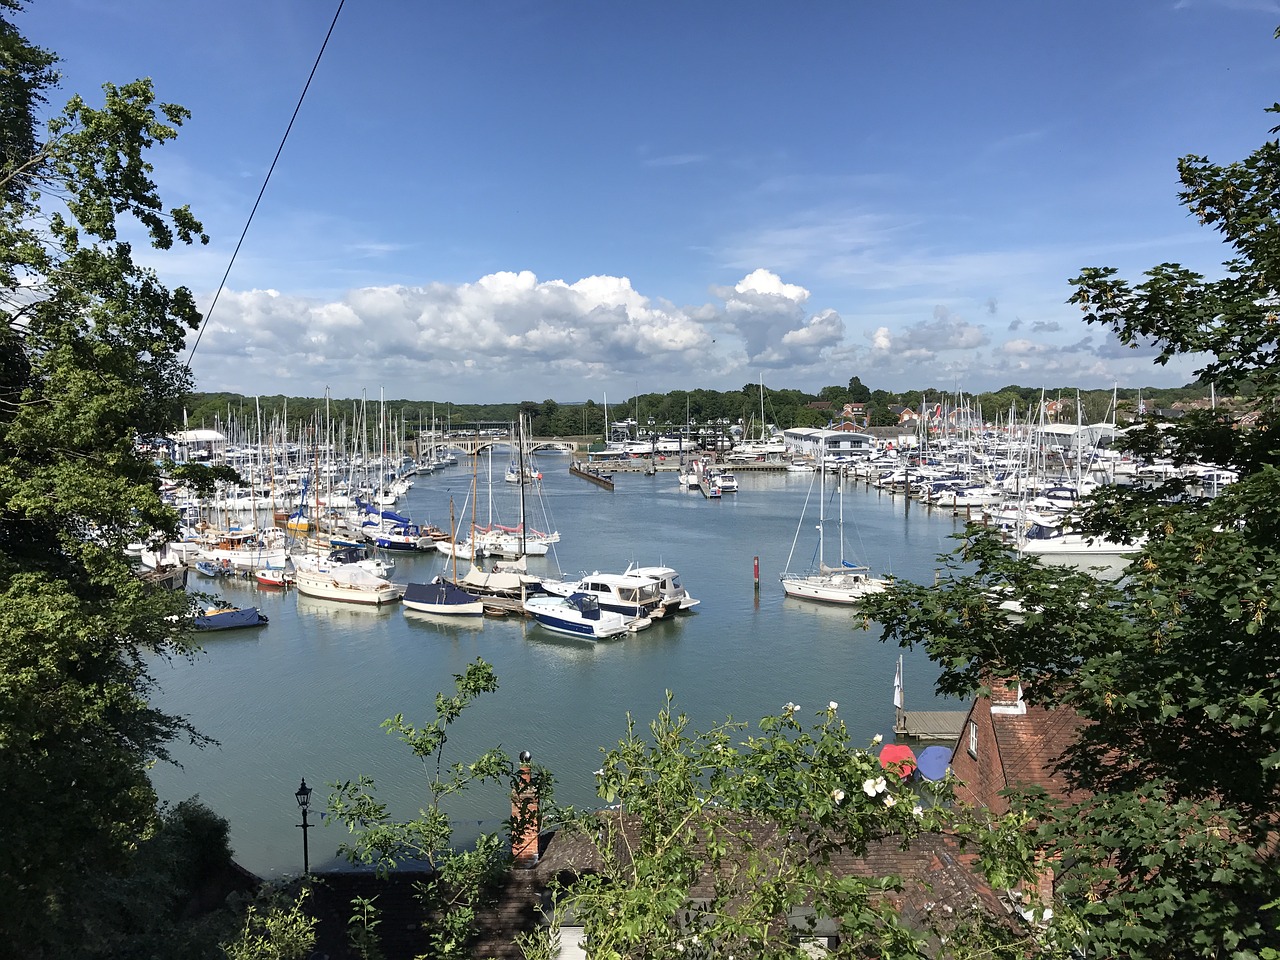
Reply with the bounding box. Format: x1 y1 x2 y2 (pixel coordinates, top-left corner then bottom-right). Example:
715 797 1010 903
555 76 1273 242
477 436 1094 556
847 375 872 403
542 696 1033 959
863 78 1280 955
0 5 211 951
327 659 549 960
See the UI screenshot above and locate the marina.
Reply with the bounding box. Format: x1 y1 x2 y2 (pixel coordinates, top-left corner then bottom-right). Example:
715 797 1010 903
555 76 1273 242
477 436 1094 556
149 451 970 879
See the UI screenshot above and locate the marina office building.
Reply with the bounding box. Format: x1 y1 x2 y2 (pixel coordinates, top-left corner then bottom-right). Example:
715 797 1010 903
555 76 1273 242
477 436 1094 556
782 426 878 461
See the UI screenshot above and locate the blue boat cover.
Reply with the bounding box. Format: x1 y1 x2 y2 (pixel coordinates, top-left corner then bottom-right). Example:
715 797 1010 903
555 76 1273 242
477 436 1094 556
915 744 951 781
404 578 479 607
355 498 412 525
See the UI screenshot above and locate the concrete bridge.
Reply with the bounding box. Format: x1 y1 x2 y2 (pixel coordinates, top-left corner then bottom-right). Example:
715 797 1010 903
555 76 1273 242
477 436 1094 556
417 434 586 457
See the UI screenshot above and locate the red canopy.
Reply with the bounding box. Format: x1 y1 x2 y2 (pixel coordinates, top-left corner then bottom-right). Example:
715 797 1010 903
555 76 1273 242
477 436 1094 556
878 743 917 779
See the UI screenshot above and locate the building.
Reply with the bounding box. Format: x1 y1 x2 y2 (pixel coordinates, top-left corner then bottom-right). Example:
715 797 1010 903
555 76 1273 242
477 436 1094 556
782 426 877 460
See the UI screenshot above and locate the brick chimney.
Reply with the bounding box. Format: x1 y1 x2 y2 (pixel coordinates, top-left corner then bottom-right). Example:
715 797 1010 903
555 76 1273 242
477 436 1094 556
511 750 540 867
988 676 1026 716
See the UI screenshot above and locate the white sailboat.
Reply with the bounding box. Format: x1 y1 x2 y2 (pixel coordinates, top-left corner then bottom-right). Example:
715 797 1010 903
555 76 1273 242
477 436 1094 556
780 450 890 605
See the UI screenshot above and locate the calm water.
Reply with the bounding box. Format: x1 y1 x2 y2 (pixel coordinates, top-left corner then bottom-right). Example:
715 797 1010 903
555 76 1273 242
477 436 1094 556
148 455 968 877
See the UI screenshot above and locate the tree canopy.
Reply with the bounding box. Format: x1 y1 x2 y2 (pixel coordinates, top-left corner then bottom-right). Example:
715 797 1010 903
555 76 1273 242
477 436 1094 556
0 3 213 951
862 84 1280 956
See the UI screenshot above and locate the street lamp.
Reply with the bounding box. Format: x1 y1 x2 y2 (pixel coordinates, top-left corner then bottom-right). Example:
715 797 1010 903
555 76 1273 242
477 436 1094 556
295 778 312 874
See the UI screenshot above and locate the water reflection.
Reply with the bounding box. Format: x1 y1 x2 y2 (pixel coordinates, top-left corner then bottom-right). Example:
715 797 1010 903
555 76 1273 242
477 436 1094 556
296 595 400 620
401 608 485 632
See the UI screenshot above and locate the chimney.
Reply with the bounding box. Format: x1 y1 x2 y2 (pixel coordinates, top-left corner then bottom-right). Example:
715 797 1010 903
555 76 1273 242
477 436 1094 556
511 750 540 867
987 675 1026 716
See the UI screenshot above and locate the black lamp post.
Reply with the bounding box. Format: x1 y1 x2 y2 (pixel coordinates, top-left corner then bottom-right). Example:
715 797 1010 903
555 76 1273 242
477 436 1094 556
295 778 312 874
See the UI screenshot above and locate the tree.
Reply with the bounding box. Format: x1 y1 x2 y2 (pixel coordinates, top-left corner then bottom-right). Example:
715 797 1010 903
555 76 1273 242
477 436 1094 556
326 659 549 960
862 81 1280 955
540 696 1034 959
0 5 211 951
847 375 872 403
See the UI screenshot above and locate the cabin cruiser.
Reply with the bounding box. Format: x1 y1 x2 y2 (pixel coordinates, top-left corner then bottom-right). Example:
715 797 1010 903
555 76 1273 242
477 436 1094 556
623 563 700 612
541 571 668 620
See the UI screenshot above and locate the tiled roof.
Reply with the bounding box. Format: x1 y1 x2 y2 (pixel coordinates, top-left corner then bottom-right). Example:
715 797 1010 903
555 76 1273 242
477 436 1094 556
536 814 1023 937
993 705 1086 800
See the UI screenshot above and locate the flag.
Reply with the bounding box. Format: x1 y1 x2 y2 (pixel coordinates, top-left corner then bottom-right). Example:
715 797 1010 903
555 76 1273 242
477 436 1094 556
893 655 903 710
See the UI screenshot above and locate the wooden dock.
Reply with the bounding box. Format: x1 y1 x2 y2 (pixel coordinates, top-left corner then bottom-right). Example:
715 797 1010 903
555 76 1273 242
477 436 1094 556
569 463 615 490
893 710 967 741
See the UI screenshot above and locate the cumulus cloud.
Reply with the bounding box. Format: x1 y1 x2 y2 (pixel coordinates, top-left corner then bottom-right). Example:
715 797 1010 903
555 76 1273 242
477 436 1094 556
712 269 841 367
188 268 850 400
888 307 991 358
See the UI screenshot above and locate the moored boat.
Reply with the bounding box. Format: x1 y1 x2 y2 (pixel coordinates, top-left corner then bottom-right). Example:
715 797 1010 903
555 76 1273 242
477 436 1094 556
623 563 700 612
402 577 484 616
523 592 650 640
255 564 293 588
193 603 269 631
294 563 403 605
541 571 667 620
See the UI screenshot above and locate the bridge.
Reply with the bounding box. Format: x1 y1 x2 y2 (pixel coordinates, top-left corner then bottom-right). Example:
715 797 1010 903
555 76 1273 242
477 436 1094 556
417 434 584 457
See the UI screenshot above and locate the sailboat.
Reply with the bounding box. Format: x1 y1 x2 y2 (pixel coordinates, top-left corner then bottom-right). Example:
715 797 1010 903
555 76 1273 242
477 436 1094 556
403 499 485 616
779 447 890 605
475 415 560 559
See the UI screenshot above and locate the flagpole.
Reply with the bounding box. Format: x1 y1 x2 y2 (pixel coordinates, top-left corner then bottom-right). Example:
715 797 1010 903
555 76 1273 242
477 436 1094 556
893 654 905 734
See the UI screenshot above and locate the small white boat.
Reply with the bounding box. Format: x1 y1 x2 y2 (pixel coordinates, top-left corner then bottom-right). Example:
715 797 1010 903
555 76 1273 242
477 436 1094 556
780 564 890 605
523 592 650 640
780 453 890 606
1015 520 1143 580
294 563 402 605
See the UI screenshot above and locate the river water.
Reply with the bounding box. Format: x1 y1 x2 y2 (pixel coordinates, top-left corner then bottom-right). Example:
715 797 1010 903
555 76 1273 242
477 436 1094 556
148 454 969 878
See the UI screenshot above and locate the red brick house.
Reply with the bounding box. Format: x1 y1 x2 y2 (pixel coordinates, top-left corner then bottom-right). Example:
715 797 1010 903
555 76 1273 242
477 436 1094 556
948 679 1085 816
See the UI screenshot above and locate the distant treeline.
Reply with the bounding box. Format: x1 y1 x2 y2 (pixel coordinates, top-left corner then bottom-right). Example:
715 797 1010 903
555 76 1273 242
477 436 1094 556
180 378 1218 441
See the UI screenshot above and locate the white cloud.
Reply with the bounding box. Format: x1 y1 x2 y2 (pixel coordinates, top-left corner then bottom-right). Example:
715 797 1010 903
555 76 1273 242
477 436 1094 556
187 268 855 400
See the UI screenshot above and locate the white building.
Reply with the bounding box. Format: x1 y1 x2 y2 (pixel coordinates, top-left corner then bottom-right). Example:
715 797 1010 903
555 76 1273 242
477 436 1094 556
783 427 877 461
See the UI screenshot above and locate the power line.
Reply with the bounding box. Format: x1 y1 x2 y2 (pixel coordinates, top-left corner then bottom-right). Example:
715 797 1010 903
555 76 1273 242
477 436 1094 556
185 0 346 367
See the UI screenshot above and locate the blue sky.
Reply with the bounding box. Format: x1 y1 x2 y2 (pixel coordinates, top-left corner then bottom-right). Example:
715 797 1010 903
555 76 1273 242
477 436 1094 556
22 0 1280 403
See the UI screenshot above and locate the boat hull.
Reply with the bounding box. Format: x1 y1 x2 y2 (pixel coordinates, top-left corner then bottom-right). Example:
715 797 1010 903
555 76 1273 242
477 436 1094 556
402 578 484 616
194 606 269 631
294 569 403 605
780 571 888 605
523 594 639 639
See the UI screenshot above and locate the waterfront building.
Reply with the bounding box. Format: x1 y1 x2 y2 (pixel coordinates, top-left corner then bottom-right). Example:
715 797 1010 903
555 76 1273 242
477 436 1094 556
781 426 877 461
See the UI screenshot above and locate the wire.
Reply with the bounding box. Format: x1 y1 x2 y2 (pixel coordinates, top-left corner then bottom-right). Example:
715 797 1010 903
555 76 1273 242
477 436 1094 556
184 0 346 368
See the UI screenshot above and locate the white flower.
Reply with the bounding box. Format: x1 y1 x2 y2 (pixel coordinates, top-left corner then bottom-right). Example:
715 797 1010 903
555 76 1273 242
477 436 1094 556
828 700 839 711
872 733 883 745
862 776 887 797
883 794 897 808
593 768 604 777
912 804 924 818
783 701 797 714
832 788 846 804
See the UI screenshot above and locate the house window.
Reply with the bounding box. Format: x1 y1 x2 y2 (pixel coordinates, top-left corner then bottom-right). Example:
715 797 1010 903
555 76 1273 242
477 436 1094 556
968 720 978 758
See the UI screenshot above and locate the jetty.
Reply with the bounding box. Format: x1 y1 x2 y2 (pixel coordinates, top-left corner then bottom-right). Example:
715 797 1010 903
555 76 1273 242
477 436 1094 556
893 709 966 740
892 653 967 741
569 461 615 490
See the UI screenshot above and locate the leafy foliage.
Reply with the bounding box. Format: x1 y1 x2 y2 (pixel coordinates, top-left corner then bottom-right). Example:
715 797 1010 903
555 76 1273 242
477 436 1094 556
0 5 212 952
326 658 550 960
550 695 1034 959
863 84 1280 958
